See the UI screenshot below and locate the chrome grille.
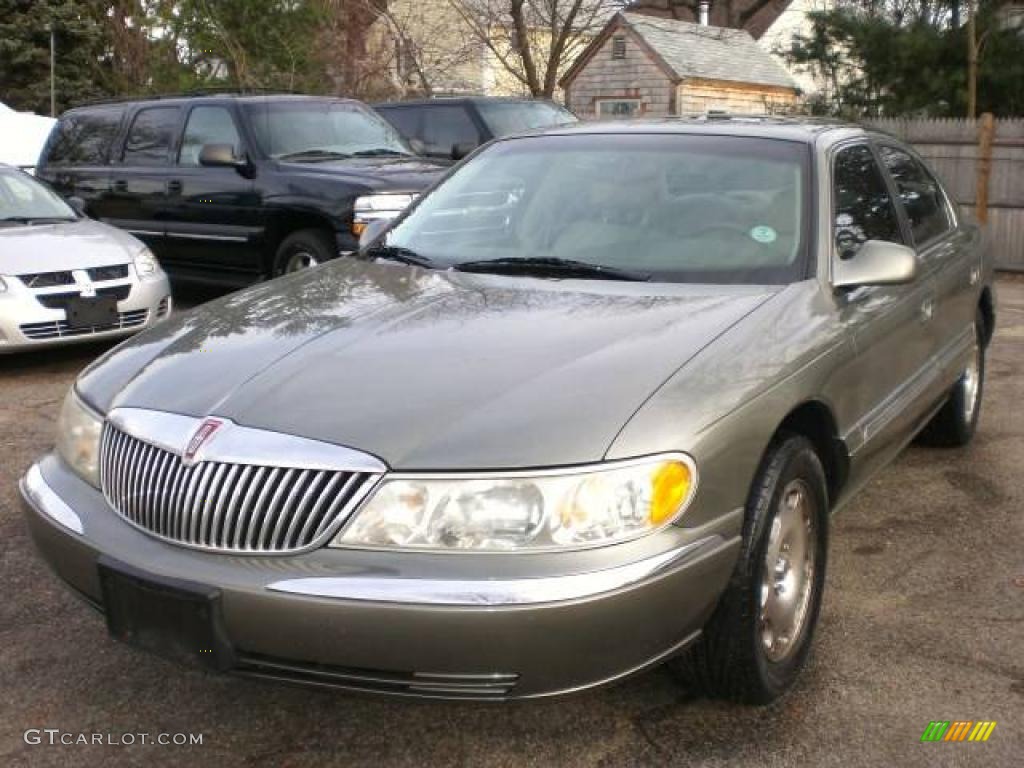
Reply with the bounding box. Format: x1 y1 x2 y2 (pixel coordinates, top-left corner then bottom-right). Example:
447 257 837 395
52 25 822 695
20 309 147 340
99 424 377 553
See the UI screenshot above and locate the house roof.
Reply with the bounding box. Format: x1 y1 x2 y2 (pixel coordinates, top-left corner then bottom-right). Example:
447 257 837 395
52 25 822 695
561 12 797 91
625 13 796 89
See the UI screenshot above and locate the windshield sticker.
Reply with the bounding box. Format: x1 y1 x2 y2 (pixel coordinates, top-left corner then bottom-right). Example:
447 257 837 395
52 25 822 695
750 225 777 244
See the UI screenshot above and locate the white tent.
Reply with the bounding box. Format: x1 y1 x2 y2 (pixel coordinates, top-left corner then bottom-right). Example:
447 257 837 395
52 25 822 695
0 101 57 170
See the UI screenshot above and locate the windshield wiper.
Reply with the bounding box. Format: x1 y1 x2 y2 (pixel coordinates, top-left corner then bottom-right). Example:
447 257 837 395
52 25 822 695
454 257 650 282
364 244 435 268
352 149 412 158
277 149 352 162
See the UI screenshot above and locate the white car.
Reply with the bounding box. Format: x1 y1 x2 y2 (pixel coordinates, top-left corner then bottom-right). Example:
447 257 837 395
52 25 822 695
0 164 172 352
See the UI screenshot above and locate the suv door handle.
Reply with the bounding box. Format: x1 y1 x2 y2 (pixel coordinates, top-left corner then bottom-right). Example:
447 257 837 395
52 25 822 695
166 179 182 194
920 297 935 323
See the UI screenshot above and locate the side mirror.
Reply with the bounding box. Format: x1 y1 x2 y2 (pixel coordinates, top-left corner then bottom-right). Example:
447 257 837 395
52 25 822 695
358 218 390 250
199 143 246 169
451 142 475 161
66 196 87 217
833 240 918 289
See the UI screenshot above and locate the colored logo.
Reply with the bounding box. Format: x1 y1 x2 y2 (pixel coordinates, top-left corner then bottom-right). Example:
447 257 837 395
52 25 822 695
920 721 997 742
750 225 777 244
183 418 223 465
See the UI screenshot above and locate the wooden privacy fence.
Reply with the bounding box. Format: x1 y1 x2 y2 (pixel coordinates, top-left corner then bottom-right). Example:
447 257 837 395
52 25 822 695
864 117 1024 272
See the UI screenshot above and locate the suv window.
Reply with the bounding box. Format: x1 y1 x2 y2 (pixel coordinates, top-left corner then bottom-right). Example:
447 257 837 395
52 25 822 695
377 107 420 139
877 144 952 245
476 101 577 137
44 108 123 166
420 106 480 154
179 106 242 166
122 106 180 166
833 144 904 259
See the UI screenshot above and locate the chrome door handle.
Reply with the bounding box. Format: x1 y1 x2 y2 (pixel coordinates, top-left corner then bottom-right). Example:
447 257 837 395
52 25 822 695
920 297 935 322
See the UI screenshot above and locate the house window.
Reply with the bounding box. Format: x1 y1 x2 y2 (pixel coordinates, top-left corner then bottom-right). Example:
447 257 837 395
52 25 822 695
596 99 642 119
612 36 626 59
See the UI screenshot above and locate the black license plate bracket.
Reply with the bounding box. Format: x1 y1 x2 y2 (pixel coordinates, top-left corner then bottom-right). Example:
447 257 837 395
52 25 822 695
66 296 118 329
98 557 236 671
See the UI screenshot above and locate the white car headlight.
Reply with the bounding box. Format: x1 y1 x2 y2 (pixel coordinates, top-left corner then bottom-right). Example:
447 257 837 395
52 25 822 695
352 193 417 236
133 247 160 278
333 455 697 552
55 389 103 488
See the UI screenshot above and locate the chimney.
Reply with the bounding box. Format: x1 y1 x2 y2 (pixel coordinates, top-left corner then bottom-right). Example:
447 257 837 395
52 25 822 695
699 1 710 26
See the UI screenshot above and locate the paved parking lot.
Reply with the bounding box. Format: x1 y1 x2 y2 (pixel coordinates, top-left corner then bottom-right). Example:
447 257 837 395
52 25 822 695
1 279 1022 768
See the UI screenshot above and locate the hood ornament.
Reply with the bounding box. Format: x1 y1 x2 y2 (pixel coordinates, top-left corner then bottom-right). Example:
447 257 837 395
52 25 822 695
182 418 224 466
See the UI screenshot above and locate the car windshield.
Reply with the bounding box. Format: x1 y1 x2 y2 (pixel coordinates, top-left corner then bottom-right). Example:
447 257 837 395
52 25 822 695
383 134 811 284
0 169 76 224
476 101 578 137
245 100 412 160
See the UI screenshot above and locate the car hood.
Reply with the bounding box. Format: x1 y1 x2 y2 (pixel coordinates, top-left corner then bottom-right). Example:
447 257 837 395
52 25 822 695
276 156 446 193
0 219 142 274
79 260 778 469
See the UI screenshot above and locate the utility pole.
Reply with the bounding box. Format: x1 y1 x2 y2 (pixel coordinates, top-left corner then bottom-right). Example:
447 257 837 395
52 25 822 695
967 0 978 119
49 21 56 117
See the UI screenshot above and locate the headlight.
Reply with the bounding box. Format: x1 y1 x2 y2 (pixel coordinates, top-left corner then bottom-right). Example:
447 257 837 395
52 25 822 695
333 455 696 552
352 193 417 236
133 247 160 278
55 389 103 488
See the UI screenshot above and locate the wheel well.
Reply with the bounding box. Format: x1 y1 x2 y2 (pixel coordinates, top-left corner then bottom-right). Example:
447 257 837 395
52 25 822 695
265 212 337 274
775 401 848 507
979 287 995 347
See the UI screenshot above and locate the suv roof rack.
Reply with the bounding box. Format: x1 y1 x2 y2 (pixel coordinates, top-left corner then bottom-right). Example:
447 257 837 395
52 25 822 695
76 87 307 108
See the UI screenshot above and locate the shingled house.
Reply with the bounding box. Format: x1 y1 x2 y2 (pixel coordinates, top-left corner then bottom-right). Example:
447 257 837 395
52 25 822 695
560 12 798 119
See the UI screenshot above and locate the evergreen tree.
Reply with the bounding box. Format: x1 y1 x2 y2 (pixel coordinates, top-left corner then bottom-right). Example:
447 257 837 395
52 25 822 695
0 0 115 114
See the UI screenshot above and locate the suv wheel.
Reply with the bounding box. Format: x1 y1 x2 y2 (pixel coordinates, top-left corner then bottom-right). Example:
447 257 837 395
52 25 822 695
917 309 985 447
673 434 829 704
273 229 335 276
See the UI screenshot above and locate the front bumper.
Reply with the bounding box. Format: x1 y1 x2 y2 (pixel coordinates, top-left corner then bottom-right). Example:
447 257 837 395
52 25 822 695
0 272 171 353
21 454 740 699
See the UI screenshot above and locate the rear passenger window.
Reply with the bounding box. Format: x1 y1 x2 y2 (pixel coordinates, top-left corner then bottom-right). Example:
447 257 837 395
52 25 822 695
833 144 904 259
377 108 420 141
179 106 242 166
420 107 480 154
44 109 123 166
122 107 179 166
877 145 952 245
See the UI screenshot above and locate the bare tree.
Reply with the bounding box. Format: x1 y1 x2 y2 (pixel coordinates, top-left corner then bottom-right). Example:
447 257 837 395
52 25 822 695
447 1 627 98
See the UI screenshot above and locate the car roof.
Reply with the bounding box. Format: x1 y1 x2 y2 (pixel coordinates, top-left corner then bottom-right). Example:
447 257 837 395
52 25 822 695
64 93 364 113
375 96 559 108
500 115 865 144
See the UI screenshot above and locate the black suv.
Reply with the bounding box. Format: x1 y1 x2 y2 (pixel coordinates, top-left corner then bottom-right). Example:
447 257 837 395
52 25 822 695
36 94 446 285
375 97 577 160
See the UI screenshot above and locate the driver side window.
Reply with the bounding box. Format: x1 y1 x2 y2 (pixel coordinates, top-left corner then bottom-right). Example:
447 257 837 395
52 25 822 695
833 144 904 259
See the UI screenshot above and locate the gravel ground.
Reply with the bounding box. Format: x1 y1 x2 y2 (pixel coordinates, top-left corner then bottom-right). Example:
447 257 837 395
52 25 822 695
1 280 1022 768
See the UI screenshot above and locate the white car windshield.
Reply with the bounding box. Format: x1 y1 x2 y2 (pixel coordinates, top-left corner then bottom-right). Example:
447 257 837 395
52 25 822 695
0 169 76 225
382 133 811 284
245 100 413 161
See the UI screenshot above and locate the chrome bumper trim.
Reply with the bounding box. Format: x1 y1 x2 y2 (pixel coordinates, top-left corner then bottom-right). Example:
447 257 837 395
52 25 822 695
266 535 722 606
21 464 84 535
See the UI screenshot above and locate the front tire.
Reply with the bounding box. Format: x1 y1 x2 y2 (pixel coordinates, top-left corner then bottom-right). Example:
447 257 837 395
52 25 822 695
674 434 829 704
272 229 335 276
917 309 985 447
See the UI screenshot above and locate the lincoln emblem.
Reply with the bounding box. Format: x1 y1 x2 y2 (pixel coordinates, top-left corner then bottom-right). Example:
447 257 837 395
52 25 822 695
183 418 223 465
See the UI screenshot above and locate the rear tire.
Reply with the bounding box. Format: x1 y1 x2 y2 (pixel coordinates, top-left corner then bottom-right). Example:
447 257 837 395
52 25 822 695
672 434 829 704
917 309 985 447
272 229 335 276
